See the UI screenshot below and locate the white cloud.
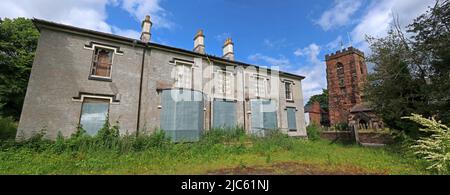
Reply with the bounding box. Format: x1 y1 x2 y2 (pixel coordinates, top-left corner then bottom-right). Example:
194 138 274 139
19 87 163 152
350 0 435 54
316 0 362 31
293 43 327 104
119 0 174 29
111 26 141 39
325 35 344 51
248 53 291 67
0 0 112 32
0 0 172 39
263 38 287 49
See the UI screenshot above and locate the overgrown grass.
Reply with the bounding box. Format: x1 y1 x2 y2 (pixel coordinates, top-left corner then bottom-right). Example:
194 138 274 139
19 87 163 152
0 124 429 175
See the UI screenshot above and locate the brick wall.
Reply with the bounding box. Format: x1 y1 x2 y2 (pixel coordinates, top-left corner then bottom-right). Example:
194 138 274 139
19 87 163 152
325 47 367 125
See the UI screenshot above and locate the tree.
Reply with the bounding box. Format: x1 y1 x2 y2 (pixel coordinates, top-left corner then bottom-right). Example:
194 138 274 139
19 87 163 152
364 0 450 137
0 17 39 120
365 29 428 136
408 0 450 125
306 89 329 126
306 89 328 111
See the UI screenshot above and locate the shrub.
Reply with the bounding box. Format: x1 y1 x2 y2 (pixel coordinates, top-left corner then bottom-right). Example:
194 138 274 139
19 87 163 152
403 114 450 174
306 125 321 141
0 117 17 140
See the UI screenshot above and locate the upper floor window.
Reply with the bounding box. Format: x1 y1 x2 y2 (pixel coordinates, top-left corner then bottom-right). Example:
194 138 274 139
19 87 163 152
252 75 267 97
91 47 113 78
215 70 234 98
175 62 192 89
285 82 293 101
337 63 345 87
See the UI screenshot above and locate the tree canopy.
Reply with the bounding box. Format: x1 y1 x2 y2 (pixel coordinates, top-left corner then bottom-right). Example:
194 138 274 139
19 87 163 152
0 17 39 120
365 0 450 137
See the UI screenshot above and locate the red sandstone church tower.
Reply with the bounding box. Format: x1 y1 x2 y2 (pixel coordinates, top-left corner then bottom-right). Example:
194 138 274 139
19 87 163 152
325 47 368 126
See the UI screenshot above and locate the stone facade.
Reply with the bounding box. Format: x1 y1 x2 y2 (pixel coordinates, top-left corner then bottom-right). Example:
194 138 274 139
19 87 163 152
325 47 367 126
17 18 307 140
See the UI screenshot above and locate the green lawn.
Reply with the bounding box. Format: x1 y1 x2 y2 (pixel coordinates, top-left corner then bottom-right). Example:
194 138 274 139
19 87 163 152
0 137 428 175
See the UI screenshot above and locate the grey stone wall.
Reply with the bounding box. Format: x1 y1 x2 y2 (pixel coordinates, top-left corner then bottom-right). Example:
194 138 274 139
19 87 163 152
17 27 307 139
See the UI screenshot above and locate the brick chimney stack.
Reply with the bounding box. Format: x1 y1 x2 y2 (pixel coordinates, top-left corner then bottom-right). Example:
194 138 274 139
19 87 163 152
140 15 152 42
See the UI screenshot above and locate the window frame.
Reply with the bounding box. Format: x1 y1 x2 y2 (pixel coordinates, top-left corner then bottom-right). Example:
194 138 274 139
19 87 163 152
286 107 297 132
285 81 294 101
78 97 111 136
88 45 117 81
215 69 235 99
251 74 268 98
174 61 194 89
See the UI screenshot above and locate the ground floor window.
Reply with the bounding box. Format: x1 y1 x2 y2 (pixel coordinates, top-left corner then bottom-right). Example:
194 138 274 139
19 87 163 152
213 99 236 128
287 107 297 131
250 99 277 136
79 98 110 135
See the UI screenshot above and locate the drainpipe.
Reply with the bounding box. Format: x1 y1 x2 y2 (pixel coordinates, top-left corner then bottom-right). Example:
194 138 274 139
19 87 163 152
136 45 147 136
242 68 246 132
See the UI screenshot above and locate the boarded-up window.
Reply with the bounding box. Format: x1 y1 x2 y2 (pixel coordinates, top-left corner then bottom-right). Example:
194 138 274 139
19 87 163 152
91 48 113 78
287 107 297 131
251 99 277 137
175 63 192 89
80 98 110 136
285 82 293 101
160 89 204 142
213 100 236 128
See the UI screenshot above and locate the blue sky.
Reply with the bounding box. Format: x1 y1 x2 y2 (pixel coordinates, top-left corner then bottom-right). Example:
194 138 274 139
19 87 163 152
0 0 435 104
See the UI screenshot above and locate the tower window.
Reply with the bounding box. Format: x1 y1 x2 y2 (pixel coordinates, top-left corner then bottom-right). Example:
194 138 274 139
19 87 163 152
360 61 364 75
337 63 345 87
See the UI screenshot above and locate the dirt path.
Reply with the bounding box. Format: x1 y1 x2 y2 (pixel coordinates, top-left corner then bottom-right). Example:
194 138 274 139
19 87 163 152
206 162 389 175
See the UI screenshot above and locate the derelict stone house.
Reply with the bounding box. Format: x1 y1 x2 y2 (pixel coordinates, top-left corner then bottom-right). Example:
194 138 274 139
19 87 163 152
17 16 307 142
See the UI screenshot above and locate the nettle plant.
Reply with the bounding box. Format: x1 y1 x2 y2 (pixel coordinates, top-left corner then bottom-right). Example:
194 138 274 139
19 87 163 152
403 114 450 174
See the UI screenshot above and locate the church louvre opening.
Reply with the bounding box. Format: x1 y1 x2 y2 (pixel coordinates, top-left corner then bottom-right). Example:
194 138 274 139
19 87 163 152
160 89 205 142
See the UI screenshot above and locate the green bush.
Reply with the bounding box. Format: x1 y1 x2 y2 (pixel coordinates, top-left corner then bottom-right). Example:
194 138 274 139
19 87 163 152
0 117 17 140
306 125 321 141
